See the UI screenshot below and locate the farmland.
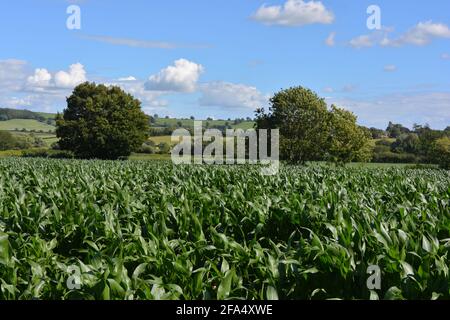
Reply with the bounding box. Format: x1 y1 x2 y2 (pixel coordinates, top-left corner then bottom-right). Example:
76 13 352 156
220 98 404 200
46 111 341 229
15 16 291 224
0 158 449 300
0 119 55 132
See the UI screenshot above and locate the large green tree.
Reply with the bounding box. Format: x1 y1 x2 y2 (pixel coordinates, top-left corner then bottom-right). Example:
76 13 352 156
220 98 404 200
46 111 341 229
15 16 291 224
56 82 149 159
255 86 371 164
256 86 331 163
328 105 372 163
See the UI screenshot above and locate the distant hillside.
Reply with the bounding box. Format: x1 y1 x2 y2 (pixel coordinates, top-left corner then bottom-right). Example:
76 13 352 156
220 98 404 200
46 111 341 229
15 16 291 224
0 119 56 132
0 108 256 133
0 108 56 132
152 117 255 130
0 108 54 122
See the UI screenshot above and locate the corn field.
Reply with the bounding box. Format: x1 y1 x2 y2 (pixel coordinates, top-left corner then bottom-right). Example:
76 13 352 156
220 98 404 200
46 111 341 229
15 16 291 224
0 158 449 300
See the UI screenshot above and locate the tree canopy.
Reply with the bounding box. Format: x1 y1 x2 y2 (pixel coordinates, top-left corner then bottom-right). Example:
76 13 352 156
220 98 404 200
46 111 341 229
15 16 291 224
56 82 149 159
255 86 371 164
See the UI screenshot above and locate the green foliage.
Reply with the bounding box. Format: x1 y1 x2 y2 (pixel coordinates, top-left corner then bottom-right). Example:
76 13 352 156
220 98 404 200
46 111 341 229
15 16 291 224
158 142 171 154
391 134 420 154
0 158 449 300
369 127 387 139
372 151 419 164
138 144 155 154
0 108 46 122
431 137 450 169
0 131 16 150
256 87 371 164
386 122 410 138
255 87 330 163
328 106 372 163
56 82 149 160
0 131 44 151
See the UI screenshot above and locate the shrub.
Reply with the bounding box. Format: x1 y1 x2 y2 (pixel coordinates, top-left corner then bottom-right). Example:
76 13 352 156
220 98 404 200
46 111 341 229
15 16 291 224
138 145 155 154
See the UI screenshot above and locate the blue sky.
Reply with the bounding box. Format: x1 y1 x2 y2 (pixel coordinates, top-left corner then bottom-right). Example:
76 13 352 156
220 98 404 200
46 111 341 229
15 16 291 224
0 0 449 129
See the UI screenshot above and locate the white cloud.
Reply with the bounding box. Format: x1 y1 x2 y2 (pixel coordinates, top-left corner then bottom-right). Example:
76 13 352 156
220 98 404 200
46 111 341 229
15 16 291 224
54 63 87 88
27 68 52 87
199 82 269 109
117 76 137 81
0 60 88 112
384 65 397 72
327 92 450 129
81 35 211 49
441 53 450 60
349 35 375 48
252 0 334 27
323 87 334 93
145 59 204 93
0 59 28 92
325 32 336 47
349 22 450 49
383 21 450 47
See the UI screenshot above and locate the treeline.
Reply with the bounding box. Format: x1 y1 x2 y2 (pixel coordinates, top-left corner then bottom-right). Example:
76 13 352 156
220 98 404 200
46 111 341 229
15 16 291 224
148 115 254 136
149 123 236 136
368 123 450 166
0 108 45 122
254 86 450 169
0 131 46 151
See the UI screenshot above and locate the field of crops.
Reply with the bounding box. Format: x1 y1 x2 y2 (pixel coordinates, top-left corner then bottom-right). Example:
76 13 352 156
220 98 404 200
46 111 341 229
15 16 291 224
0 158 449 300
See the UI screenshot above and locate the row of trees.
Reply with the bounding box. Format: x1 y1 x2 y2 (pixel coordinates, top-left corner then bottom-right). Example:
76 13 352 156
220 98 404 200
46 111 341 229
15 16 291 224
52 82 449 168
372 126 450 168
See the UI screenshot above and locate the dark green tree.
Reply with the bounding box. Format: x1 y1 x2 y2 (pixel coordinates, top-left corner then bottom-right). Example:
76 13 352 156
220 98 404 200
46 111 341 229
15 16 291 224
56 82 149 159
256 87 372 164
255 86 331 163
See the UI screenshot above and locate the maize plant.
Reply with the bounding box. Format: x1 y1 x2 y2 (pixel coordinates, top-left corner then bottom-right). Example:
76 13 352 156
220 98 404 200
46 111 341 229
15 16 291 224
0 158 449 300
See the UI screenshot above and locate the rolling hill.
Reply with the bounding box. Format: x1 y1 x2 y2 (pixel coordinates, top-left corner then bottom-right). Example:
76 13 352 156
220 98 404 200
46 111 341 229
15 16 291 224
0 119 56 132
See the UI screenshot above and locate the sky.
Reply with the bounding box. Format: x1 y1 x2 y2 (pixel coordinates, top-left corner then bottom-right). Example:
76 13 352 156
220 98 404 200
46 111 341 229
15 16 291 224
0 0 449 129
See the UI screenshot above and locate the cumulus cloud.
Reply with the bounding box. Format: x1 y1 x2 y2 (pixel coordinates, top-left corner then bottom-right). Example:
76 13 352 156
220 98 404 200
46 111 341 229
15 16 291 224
27 68 52 87
0 61 88 112
54 63 87 88
252 0 334 27
145 59 204 93
325 32 336 46
199 82 269 109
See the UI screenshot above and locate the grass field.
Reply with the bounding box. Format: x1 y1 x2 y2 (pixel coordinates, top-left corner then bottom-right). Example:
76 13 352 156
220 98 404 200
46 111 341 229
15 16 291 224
0 119 55 132
36 112 56 120
153 118 255 130
0 158 449 300
148 136 173 145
